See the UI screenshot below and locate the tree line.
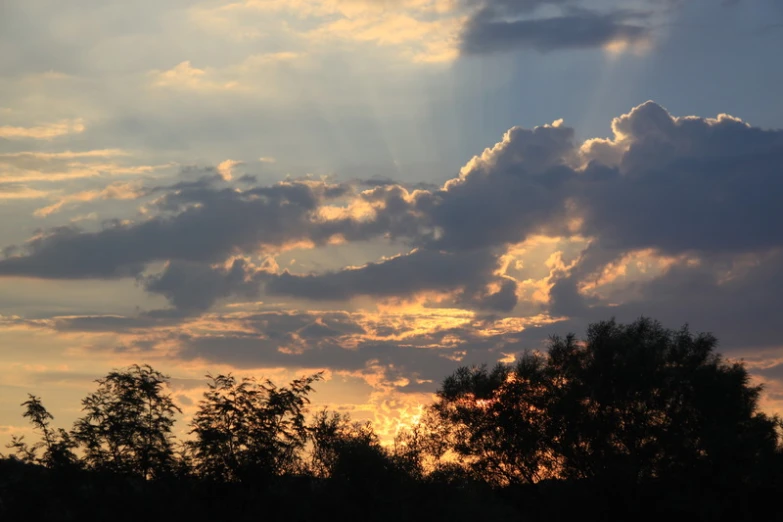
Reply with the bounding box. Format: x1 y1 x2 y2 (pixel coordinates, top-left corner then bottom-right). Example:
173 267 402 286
2 317 782 521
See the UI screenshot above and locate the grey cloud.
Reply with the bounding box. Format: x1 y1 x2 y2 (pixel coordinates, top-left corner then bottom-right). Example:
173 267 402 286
174 311 530 389
0 178 359 279
422 124 577 251
267 248 486 298
460 0 574 15
144 258 263 316
460 7 650 54
545 249 783 353
577 101 783 255
49 314 171 333
351 121 578 255
265 248 518 311
3 102 782 324
40 308 528 392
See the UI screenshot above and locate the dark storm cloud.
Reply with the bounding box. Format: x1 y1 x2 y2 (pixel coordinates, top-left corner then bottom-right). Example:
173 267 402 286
460 8 650 54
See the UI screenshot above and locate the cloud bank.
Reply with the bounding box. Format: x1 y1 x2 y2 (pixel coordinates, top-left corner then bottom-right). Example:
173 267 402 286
1 101 782 412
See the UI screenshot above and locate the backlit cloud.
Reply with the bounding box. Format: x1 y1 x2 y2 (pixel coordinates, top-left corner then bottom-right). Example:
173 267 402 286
1 100 782 445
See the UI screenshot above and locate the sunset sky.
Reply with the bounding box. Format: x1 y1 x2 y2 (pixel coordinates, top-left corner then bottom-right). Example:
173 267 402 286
1 0 782 445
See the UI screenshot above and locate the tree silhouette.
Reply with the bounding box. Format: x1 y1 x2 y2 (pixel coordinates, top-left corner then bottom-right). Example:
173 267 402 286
430 317 782 486
2 321 782 521
71 364 181 478
309 410 391 481
6 394 78 470
432 356 552 485
188 372 323 482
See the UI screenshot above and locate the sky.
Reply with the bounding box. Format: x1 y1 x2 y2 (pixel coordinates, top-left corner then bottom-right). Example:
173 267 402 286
1 0 782 445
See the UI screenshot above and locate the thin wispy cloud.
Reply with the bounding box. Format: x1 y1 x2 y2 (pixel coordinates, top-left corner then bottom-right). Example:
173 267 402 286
0 119 85 139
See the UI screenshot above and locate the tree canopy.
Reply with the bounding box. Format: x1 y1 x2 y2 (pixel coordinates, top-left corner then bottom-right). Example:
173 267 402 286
431 317 781 486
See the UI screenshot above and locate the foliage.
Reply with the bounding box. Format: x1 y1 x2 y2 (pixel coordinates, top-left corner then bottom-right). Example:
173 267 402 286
71 364 181 478
2 317 782 521
429 317 782 486
188 371 323 482
7 395 78 470
310 409 391 481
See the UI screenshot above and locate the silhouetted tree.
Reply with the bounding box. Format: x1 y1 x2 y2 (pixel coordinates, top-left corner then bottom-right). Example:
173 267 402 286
431 352 555 485
392 408 453 480
1 331 782 521
188 372 322 482
309 410 392 482
547 318 781 485
71 364 181 478
430 317 782 486
6 395 78 470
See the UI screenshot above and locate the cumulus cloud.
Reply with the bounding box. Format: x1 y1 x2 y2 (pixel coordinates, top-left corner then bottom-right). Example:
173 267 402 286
576 101 783 255
1 102 782 332
5 94 783 413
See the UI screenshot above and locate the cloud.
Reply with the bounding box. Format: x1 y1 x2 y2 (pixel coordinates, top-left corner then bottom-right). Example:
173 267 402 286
192 0 463 64
576 101 783 255
0 162 168 184
265 247 518 311
149 309 539 387
0 149 129 160
33 181 144 217
1 102 782 336
420 120 578 250
216 159 243 181
150 61 237 91
0 185 49 200
0 177 358 279
0 119 86 139
460 7 651 54
144 257 264 316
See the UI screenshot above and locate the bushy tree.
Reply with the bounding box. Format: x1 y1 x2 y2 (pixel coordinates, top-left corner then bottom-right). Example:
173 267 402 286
71 364 181 478
309 410 390 481
430 317 782 486
432 355 553 485
188 372 322 482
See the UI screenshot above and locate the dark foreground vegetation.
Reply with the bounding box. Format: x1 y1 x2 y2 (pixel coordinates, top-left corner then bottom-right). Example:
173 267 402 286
2 318 782 521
